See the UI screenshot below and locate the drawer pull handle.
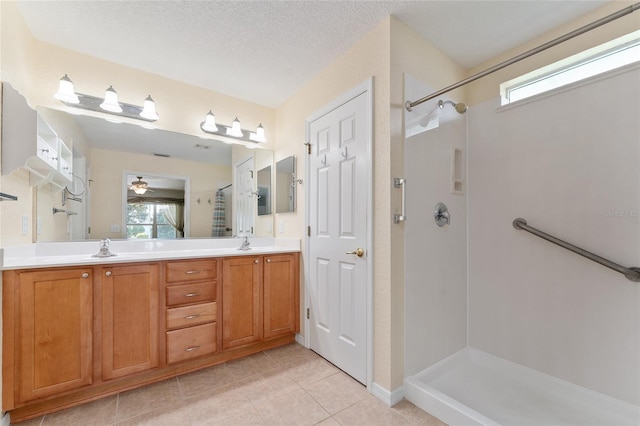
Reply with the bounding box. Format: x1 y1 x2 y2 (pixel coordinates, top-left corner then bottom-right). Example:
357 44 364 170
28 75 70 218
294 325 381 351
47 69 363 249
185 346 200 352
184 292 200 297
185 270 201 274
185 314 200 320
81 272 89 278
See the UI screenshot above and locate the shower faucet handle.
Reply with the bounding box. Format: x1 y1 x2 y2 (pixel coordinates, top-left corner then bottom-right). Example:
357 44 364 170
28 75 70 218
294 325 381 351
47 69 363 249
434 203 450 227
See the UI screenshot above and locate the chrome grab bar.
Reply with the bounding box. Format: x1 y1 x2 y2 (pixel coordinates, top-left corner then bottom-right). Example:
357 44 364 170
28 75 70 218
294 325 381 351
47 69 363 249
394 178 406 224
513 218 640 282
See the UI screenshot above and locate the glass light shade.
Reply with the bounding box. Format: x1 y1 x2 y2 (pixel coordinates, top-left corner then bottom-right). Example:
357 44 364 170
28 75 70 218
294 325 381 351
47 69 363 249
227 117 243 137
139 95 159 121
255 123 266 142
100 86 123 113
54 74 80 104
132 186 148 195
201 111 218 132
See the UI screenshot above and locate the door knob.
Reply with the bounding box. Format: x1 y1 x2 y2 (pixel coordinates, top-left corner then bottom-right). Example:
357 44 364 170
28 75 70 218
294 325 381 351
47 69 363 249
346 248 365 257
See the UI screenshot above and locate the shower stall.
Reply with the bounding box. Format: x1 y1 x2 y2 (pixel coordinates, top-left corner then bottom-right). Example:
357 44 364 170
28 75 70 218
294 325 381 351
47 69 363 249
402 61 640 425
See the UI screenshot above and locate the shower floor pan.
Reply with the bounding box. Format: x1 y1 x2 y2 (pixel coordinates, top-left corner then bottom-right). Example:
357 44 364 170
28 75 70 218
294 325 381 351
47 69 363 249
404 347 639 426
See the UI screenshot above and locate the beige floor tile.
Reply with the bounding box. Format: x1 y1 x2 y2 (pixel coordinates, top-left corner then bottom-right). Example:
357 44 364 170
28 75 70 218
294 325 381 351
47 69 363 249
391 400 447 425
115 402 190 426
315 417 341 426
225 351 278 380
282 357 341 387
333 395 413 426
178 363 237 399
184 389 254 425
42 395 117 426
210 406 267 426
242 366 302 402
265 342 319 366
115 378 182 422
303 372 368 415
252 387 330 425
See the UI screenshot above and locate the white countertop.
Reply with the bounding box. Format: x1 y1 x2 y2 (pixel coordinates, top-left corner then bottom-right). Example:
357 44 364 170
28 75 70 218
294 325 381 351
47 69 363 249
0 238 300 270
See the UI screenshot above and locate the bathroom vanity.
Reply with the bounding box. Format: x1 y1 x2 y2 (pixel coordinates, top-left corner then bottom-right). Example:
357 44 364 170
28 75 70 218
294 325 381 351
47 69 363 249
1 239 300 422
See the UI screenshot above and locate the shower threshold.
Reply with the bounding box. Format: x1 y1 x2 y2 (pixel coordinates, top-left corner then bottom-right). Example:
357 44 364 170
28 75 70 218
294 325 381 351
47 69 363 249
404 347 639 426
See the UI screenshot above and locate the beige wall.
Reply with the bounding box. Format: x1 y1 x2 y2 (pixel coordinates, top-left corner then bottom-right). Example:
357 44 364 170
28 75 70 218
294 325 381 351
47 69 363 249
275 17 394 389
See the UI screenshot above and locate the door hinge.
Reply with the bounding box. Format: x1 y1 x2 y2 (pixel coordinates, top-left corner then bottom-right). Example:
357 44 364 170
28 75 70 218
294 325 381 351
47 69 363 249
307 226 311 237
305 142 311 155
306 308 310 319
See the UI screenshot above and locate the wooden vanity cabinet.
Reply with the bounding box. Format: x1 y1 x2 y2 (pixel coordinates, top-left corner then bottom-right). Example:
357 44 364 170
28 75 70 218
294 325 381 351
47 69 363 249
2 252 298 422
222 253 300 349
3 267 93 404
165 259 219 364
99 263 160 380
263 254 299 339
222 257 262 349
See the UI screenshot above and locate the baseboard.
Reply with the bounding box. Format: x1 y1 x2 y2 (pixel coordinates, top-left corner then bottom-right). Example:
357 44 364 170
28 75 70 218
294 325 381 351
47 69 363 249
295 333 306 347
371 382 404 406
2 412 10 426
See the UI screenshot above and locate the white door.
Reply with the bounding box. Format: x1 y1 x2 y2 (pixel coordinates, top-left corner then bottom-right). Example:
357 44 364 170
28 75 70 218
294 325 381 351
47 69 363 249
307 88 371 384
234 157 255 236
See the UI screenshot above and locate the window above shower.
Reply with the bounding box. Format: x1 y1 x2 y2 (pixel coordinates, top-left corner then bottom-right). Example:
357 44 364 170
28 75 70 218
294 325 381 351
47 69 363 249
501 30 640 105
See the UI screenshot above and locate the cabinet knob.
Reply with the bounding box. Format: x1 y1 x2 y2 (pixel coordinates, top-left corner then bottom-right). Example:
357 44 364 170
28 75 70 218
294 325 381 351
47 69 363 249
105 271 112 277
254 259 259 264
81 272 89 279
266 259 271 263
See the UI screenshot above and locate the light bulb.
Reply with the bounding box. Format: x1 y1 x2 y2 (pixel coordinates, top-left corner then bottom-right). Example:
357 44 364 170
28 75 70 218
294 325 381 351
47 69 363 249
54 74 79 104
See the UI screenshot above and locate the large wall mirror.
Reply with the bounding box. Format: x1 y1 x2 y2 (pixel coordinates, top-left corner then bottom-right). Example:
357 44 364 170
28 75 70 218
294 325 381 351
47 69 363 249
35 107 274 241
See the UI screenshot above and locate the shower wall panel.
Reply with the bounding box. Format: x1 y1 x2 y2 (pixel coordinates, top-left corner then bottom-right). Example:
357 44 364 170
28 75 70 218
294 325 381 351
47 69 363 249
467 65 640 405
404 75 468 377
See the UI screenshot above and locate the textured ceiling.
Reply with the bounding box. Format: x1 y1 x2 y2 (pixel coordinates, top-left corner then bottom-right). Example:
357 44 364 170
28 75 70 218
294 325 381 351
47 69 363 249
17 1 609 108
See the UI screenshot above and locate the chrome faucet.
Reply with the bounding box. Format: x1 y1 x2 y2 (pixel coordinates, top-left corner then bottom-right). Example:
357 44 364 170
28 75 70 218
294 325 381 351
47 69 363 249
237 235 251 251
92 238 117 258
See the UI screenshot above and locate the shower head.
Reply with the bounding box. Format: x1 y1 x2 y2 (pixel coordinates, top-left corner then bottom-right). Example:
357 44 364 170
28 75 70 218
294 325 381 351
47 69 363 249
438 100 468 114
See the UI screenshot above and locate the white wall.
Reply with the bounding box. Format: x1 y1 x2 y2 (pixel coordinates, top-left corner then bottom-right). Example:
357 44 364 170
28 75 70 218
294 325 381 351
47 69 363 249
468 65 640 405
404 75 468 376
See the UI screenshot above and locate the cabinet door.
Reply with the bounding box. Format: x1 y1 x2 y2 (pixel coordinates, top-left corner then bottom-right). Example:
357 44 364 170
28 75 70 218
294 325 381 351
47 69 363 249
222 257 261 349
263 254 299 339
17 268 93 402
101 264 160 380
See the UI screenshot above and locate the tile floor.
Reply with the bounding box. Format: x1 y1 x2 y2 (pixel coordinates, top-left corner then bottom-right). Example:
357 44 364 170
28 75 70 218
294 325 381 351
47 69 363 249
15 343 446 426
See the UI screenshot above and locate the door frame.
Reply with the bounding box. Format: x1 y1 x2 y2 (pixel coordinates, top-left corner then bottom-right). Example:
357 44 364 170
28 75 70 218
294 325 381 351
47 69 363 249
303 78 374 389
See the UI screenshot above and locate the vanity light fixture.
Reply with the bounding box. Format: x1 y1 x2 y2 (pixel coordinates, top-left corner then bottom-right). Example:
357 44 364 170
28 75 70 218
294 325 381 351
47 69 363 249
227 117 243 137
201 111 218 132
53 75 159 122
200 112 267 144
99 86 123 113
54 74 80 104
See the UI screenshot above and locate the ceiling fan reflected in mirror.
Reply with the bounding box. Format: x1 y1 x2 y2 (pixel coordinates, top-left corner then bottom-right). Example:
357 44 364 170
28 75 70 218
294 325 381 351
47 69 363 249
128 176 154 195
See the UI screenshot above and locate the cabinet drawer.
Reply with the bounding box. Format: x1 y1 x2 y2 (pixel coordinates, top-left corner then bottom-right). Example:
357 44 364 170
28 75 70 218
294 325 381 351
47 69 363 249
166 323 216 364
166 259 217 283
166 302 217 330
166 281 216 306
